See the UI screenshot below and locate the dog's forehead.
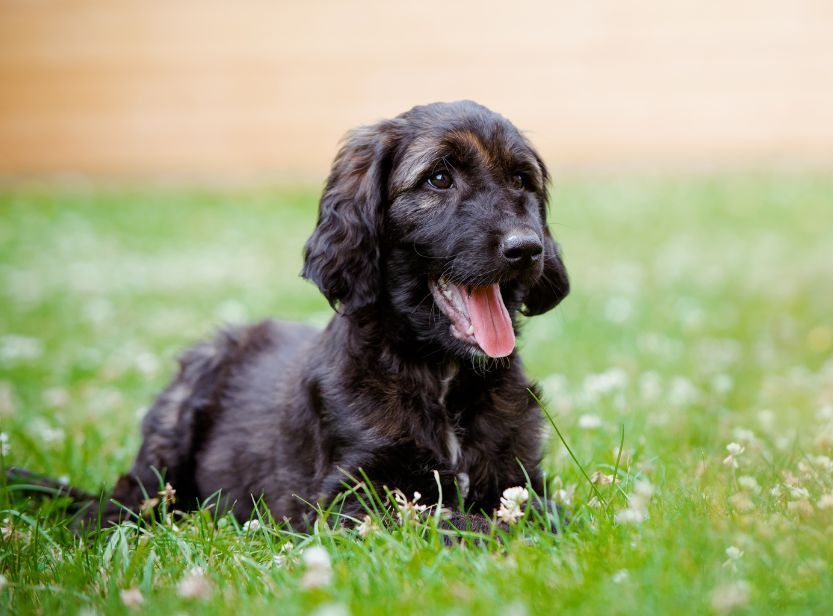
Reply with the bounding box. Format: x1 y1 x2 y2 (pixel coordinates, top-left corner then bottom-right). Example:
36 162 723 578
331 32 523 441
390 112 542 191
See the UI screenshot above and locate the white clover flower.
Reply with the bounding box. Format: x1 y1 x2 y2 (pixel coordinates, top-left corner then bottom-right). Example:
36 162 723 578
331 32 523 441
577 414 602 429
392 490 427 524
723 442 745 469
0 432 9 457
496 503 523 525
120 587 144 608
357 515 379 538
728 493 755 513
272 542 294 567
501 487 529 507
158 482 176 505
611 569 629 584
726 443 744 456
551 478 576 507
496 486 529 525
787 499 814 516
615 479 654 525
178 567 212 600
242 519 261 532
614 508 646 525
710 581 751 613
737 476 761 494
787 486 810 500
816 492 833 509
590 471 616 486
300 546 333 589
633 480 655 499
723 546 744 570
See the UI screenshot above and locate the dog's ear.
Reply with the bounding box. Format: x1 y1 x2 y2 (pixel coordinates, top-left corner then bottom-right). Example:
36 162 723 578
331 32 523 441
302 122 395 312
521 152 570 316
521 227 569 316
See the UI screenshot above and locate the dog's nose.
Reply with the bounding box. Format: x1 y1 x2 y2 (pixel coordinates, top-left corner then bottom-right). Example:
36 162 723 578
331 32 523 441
501 232 543 264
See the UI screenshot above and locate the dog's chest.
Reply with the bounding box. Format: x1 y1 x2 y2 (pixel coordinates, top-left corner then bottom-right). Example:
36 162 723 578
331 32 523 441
437 363 471 497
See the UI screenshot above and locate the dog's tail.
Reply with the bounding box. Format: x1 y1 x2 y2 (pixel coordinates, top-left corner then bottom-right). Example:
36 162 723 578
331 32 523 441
4 466 99 515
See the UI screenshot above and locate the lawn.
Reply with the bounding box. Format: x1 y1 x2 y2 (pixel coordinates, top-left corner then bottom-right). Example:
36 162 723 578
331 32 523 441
1 174 832 614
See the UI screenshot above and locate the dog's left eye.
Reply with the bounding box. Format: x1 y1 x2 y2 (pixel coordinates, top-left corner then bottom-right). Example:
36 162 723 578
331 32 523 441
511 174 525 190
427 171 453 190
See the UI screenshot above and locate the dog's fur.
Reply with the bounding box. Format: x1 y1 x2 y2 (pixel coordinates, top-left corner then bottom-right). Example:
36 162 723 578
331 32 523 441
52 101 570 529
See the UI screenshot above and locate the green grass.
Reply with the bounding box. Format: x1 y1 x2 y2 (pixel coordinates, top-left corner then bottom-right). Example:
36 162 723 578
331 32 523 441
1 174 832 614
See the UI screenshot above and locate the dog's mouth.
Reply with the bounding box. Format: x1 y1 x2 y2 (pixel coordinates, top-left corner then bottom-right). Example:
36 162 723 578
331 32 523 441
429 276 515 358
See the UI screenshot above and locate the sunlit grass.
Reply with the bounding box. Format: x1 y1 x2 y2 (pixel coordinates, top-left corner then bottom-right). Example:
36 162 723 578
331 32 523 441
1 174 832 614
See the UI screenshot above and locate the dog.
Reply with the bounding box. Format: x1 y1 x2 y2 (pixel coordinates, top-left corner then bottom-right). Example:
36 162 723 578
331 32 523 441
12 101 569 532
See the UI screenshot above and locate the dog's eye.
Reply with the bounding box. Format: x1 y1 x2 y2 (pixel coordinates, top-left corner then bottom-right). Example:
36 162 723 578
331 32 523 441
511 174 525 190
427 171 453 190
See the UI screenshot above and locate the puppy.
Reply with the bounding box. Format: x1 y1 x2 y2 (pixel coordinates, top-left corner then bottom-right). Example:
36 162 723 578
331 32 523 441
18 101 570 530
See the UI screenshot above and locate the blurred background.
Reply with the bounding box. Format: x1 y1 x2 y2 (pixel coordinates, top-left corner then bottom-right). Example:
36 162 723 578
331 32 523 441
2 0 832 178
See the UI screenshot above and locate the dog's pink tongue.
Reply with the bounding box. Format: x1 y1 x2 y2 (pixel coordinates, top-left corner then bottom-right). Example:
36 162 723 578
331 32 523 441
464 284 515 358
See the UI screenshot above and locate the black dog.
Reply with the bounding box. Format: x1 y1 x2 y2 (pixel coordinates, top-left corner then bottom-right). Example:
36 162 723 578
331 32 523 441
16 101 569 530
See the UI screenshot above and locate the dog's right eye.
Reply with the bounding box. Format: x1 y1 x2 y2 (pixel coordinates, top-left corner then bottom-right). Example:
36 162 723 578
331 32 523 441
427 171 453 190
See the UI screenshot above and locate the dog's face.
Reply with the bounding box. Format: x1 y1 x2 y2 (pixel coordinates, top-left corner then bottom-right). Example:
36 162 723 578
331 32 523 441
303 101 569 360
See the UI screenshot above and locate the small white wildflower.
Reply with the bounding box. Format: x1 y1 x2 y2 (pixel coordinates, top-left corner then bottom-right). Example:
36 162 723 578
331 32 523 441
787 486 810 500
633 479 655 499
812 455 833 473
0 335 43 363
731 428 756 445
178 567 212 600
722 442 745 469
604 296 633 324
42 387 69 409
737 476 761 494
711 374 734 394
551 477 576 507
787 499 814 516
723 546 744 570
501 486 529 507
728 493 755 513
590 471 616 486
710 580 751 613
817 492 833 509
272 542 293 567
496 486 529 525
586 495 603 509
615 479 654 525
611 569 629 584
310 603 350 616
0 432 9 456
134 352 160 377
614 508 646 525
496 502 523 525
119 587 144 608
300 546 333 589
392 489 427 524
242 519 260 532
158 482 176 505
357 515 379 538
578 414 602 429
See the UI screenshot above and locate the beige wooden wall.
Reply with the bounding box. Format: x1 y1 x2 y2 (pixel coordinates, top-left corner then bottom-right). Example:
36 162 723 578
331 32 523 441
1 0 832 176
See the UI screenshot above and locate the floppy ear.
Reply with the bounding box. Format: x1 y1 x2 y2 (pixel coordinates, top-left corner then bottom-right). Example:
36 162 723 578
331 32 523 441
521 228 569 316
521 152 570 316
302 123 395 312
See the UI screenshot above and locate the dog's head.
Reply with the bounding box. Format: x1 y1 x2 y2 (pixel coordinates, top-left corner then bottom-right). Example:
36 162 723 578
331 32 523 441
302 101 569 359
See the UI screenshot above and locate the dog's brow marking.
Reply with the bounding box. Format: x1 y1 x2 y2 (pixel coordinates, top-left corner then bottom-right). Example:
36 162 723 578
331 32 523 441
451 129 494 166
